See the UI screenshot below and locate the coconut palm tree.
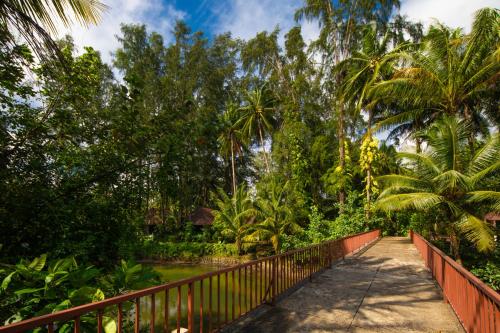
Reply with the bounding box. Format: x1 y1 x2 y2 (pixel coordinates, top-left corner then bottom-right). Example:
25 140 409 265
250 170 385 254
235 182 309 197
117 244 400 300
237 86 275 173
0 0 107 58
375 116 500 262
253 180 300 254
339 25 401 217
212 185 256 255
218 103 245 195
376 8 500 153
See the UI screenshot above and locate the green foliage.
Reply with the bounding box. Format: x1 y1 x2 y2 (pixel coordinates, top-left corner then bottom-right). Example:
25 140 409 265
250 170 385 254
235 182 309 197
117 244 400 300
470 263 500 291
212 185 256 255
140 240 239 260
0 254 158 328
376 116 499 258
1 0 499 319
322 141 354 198
305 206 332 243
253 180 301 253
330 191 379 238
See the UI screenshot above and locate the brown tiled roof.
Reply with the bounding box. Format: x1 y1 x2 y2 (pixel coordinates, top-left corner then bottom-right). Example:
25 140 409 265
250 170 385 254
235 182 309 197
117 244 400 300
189 207 214 226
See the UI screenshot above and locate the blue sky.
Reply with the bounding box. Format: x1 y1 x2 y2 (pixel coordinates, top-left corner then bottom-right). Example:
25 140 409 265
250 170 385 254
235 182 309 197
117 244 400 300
57 0 498 64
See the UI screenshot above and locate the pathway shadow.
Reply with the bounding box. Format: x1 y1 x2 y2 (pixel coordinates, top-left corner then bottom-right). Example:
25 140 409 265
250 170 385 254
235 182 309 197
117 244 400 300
229 237 464 333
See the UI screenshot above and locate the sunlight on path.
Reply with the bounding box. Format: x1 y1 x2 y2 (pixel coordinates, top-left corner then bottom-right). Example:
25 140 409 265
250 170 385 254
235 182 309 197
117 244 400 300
232 237 464 333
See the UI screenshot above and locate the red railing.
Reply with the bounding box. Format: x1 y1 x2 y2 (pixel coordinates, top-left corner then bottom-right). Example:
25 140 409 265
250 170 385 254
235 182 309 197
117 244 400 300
0 230 380 333
410 230 500 333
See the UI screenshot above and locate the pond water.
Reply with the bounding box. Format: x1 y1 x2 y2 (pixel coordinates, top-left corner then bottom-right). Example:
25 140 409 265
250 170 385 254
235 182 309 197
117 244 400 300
133 263 270 332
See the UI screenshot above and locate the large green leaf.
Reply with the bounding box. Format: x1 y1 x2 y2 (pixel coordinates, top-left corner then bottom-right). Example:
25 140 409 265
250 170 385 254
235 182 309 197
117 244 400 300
1 272 16 291
103 316 117 333
69 286 100 305
29 254 47 271
14 287 45 295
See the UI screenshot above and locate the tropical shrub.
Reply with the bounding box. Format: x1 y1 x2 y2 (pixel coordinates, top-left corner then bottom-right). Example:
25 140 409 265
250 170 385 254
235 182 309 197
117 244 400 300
470 262 500 291
253 180 301 254
140 240 239 260
0 255 159 328
212 185 256 255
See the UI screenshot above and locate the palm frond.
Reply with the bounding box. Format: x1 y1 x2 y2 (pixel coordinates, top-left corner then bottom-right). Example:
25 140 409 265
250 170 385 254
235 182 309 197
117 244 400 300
377 174 431 192
456 212 495 252
432 170 472 193
466 191 500 211
468 132 500 174
375 192 445 212
397 152 440 176
1 0 107 59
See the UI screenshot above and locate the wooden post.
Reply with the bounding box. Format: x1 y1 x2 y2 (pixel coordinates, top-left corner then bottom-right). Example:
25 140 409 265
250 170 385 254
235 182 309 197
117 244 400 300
271 258 277 305
188 283 194 333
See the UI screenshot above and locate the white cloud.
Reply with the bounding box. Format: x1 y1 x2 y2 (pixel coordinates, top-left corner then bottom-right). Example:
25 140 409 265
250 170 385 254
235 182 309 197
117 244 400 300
212 0 319 44
54 0 186 64
400 0 498 32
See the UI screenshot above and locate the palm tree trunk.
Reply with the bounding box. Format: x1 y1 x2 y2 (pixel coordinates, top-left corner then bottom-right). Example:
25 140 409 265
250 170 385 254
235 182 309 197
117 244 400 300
365 110 373 221
236 237 242 256
415 137 422 153
366 167 371 220
450 229 462 264
464 105 475 155
230 136 237 195
258 121 270 173
338 102 346 213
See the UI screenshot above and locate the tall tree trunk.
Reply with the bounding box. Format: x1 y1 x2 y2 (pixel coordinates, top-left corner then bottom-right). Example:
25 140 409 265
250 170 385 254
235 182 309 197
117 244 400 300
338 101 346 213
230 136 237 195
449 228 462 264
258 121 270 173
236 236 242 256
415 136 422 153
365 110 373 221
463 105 475 155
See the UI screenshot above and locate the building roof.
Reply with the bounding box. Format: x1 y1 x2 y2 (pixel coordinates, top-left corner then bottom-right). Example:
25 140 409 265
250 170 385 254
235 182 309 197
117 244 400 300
485 212 500 221
189 207 214 226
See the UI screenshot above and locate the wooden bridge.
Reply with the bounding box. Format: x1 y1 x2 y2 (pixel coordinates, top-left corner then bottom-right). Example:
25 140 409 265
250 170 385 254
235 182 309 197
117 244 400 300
232 237 463 332
1 230 498 333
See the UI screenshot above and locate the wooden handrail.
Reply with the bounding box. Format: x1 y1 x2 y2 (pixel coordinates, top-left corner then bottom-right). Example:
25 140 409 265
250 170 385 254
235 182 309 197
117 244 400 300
411 231 500 305
410 230 499 333
0 230 381 333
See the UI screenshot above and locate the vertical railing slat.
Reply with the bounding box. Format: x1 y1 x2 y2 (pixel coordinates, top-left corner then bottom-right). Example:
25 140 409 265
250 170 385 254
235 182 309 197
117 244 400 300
187 282 194 333
97 310 103 333
74 317 80 333
118 303 123 333
135 298 140 333
177 286 181 333
200 279 204 333
164 289 169 333
151 293 155 333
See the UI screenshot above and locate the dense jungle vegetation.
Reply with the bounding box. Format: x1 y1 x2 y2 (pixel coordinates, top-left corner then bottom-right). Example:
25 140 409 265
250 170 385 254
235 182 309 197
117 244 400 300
0 0 499 325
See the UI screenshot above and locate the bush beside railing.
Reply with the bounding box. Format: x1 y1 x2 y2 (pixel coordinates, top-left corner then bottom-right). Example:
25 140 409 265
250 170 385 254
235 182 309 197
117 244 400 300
0 230 380 333
410 230 500 333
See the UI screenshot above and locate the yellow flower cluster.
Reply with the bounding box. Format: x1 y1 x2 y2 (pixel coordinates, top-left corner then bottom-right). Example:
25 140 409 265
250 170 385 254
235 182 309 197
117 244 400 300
359 136 379 172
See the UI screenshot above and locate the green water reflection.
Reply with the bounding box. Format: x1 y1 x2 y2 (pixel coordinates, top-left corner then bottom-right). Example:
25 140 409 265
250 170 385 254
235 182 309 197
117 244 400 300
136 263 275 332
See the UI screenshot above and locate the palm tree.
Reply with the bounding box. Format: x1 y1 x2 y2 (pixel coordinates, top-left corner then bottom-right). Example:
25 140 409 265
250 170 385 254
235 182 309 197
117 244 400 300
339 25 401 217
237 86 275 173
295 0 400 212
0 0 107 58
253 180 300 254
375 116 500 262
218 103 244 195
376 8 500 153
212 185 256 255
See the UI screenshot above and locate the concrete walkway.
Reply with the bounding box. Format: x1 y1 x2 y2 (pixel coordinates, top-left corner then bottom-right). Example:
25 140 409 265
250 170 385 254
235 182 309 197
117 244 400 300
233 237 464 332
